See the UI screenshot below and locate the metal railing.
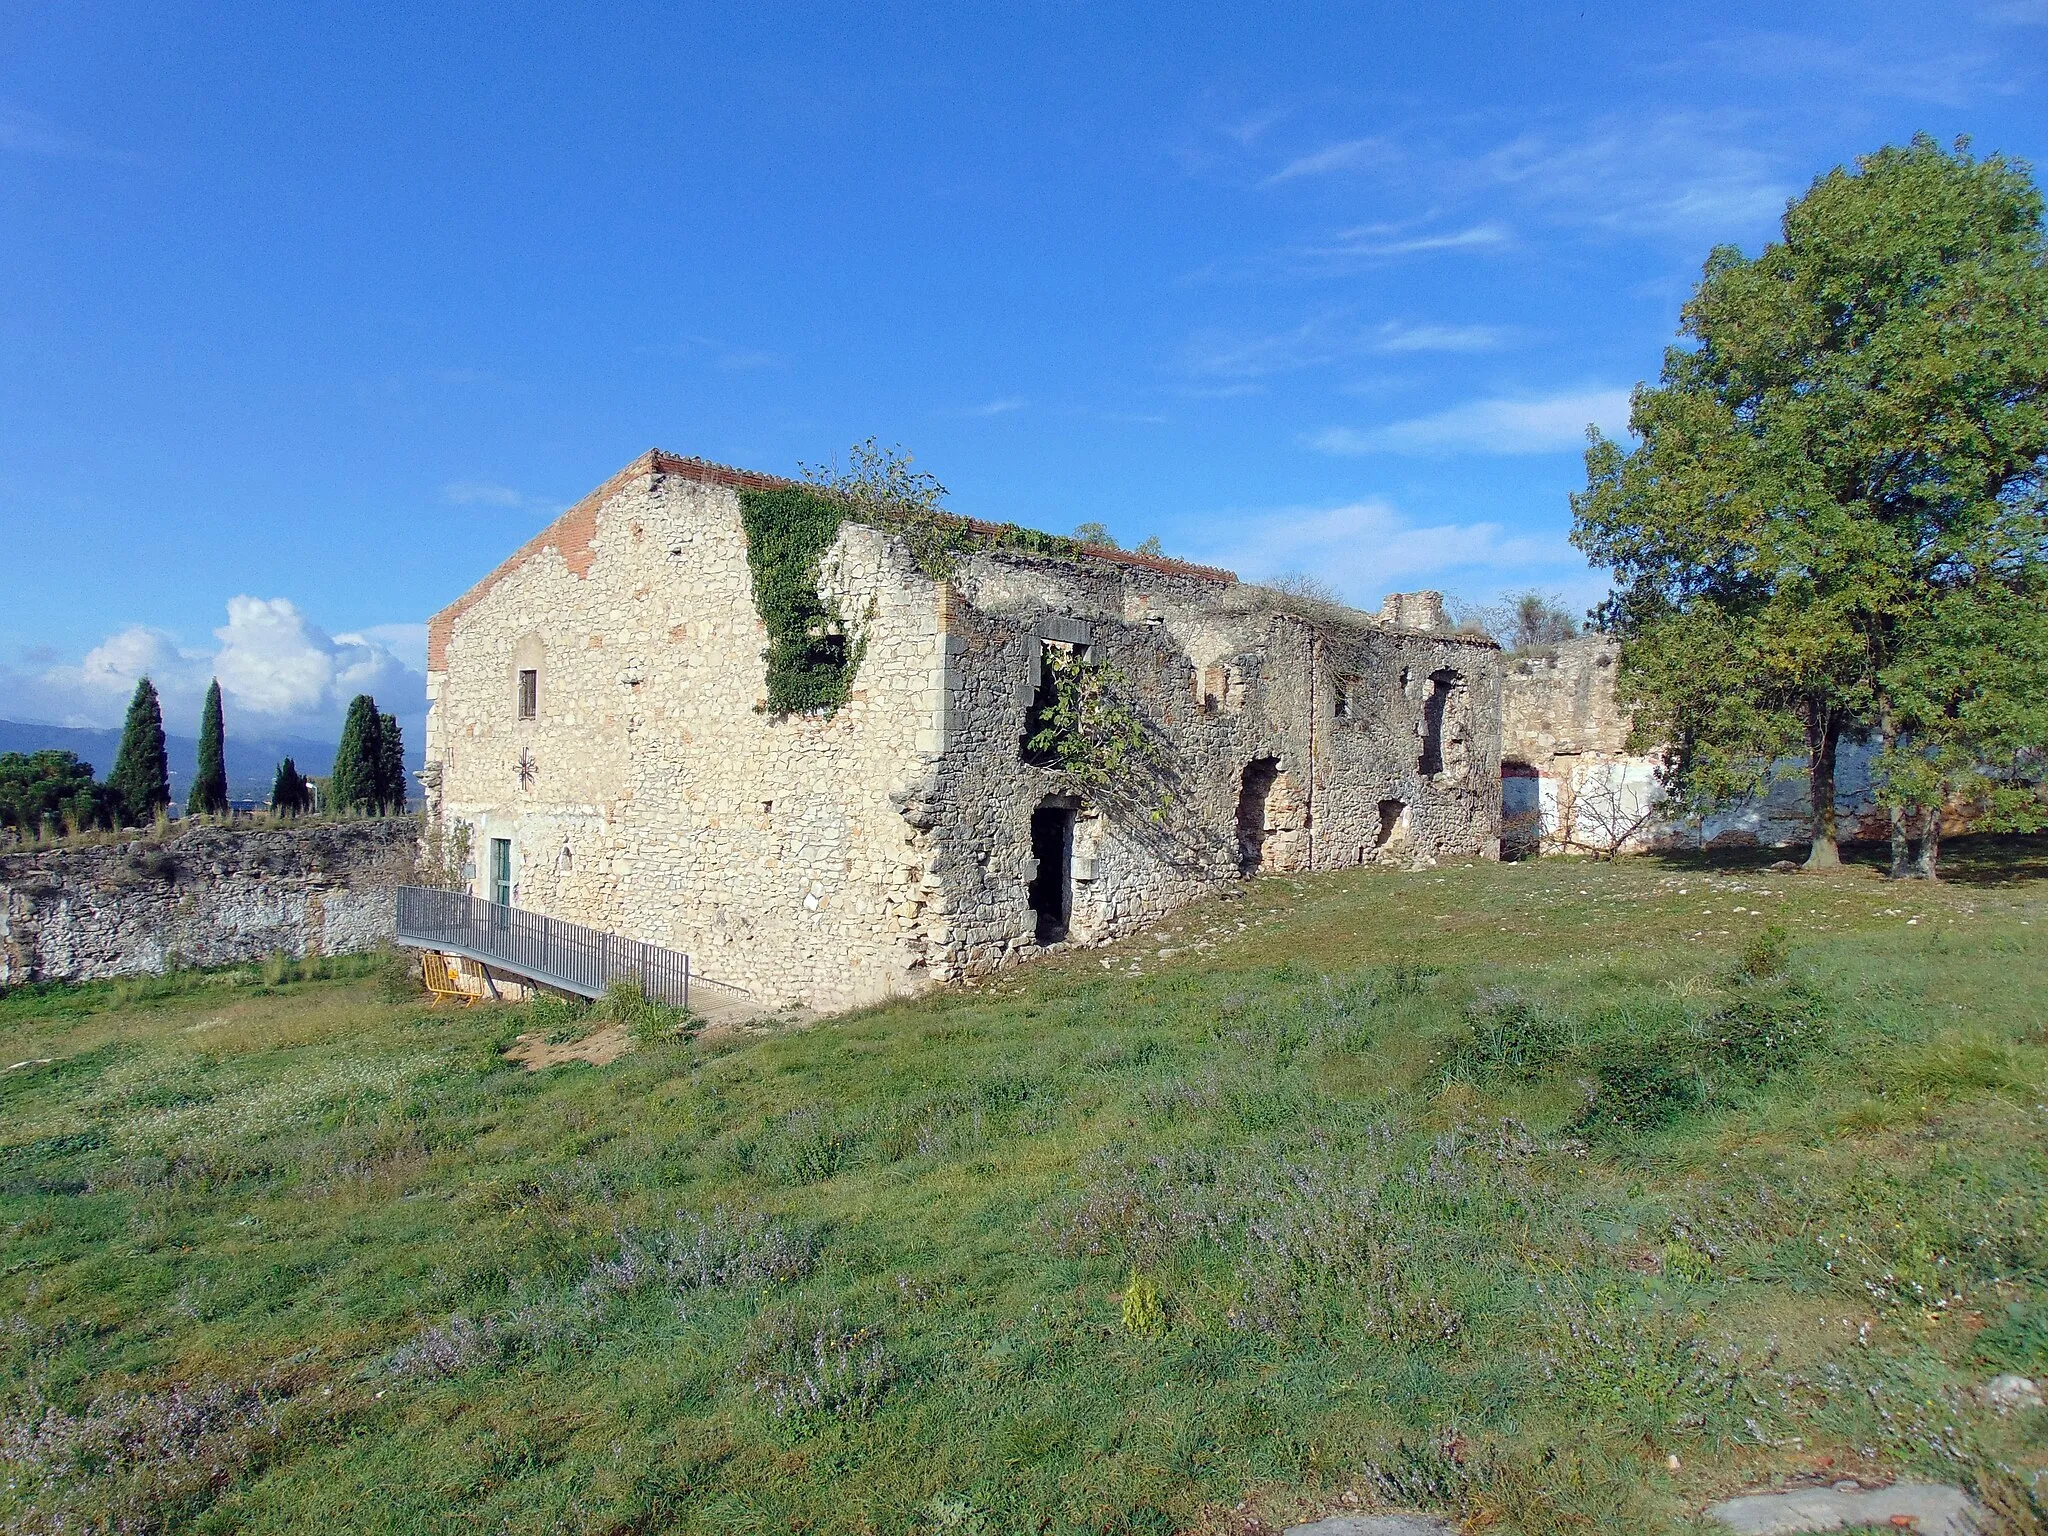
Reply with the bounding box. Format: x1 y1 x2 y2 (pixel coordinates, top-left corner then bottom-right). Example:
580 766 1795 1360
394 886 695 1007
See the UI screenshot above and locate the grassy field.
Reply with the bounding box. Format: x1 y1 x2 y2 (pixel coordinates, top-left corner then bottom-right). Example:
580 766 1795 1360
6 843 2048 1534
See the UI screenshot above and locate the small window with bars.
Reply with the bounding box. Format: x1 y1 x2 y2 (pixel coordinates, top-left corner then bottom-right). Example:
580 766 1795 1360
517 669 538 720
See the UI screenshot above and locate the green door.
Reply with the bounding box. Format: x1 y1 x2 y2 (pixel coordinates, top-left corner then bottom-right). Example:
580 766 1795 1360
490 838 512 907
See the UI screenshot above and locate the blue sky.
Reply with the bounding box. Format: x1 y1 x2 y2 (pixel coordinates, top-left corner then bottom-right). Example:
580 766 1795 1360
4 0 2044 741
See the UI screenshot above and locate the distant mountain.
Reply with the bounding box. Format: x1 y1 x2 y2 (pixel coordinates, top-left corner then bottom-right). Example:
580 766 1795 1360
0 719 422 806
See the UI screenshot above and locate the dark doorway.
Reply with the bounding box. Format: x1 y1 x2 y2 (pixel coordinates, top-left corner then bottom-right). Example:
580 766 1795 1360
1029 804 1076 942
1375 799 1406 849
1236 756 1280 874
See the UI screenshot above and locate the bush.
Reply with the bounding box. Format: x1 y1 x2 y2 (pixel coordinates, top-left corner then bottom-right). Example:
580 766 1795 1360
1442 987 1579 1082
590 978 696 1044
734 1306 894 1423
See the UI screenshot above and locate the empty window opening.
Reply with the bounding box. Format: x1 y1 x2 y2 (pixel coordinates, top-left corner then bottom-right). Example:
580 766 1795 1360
556 843 573 876
517 669 538 720
1418 669 1462 775
1236 756 1280 875
1375 799 1408 849
1028 802 1076 943
1399 666 1415 701
1334 675 1362 719
1022 641 1089 764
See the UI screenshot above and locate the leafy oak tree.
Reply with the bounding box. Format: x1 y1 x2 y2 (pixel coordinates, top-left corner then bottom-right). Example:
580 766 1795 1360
187 680 229 816
108 678 171 826
1573 136 2048 869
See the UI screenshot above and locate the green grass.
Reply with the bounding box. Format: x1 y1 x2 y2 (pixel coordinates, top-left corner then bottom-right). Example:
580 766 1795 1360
7 842 2048 1534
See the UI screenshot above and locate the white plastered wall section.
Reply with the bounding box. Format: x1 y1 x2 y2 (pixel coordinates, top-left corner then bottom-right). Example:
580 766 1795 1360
428 474 947 1011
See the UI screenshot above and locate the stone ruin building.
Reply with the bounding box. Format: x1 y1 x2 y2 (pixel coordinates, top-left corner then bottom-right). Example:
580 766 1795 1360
1502 635 1903 855
424 450 1504 1009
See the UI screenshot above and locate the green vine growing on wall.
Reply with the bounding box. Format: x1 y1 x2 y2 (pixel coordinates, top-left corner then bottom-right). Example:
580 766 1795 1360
1022 647 1154 788
738 487 860 716
740 441 1152 717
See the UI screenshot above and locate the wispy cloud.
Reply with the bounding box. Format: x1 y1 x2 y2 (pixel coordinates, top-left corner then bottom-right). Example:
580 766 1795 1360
1286 219 1511 274
443 481 528 508
1263 136 1396 186
0 104 132 162
1306 387 1633 456
1179 314 1520 380
1181 497 1570 605
1474 116 1790 238
943 397 1027 418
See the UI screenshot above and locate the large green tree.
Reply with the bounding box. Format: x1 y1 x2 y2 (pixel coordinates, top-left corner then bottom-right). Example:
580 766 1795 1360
0 750 112 835
269 756 312 817
376 711 407 812
1573 136 2048 868
330 695 385 814
108 678 171 827
187 679 229 816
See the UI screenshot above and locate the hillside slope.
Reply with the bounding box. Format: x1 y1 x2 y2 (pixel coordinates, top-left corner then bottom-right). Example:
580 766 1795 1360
4 844 2047 1534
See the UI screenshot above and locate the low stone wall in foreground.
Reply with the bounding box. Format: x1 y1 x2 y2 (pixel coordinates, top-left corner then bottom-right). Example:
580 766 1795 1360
0 819 419 986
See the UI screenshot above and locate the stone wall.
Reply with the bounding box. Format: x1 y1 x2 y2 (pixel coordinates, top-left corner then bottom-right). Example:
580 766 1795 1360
425 451 1504 1012
0 819 419 985
1501 636 1898 853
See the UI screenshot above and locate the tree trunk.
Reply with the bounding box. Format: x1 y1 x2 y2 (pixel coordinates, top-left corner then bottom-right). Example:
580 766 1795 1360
1803 704 1843 870
1879 708 1912 880
1914 806 1942 881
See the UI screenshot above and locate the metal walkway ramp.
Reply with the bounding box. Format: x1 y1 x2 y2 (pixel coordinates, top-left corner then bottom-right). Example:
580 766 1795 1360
394 886 754 1018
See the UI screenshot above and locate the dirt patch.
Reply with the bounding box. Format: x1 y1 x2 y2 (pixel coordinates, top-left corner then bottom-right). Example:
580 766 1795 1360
503 1023 634 1071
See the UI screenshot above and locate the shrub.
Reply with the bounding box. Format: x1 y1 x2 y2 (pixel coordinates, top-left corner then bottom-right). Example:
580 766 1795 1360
590 978 696 1044
1442 986 1579 1082
734 1306 894 1422
1121 1270 1166 1336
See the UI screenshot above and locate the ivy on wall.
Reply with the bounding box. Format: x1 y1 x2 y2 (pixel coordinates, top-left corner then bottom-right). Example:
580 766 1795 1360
739 473 1112 718
738 487 859 716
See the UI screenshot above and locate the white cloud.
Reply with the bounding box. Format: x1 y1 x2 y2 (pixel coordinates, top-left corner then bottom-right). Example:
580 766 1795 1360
1474 117 1790 238
1288 220 1511 272
1309 388 1633 456
1181 497 1575 607
944 397 1027 418
1263 137 1395 186
0 598 424 736
444 480 527 508
1179 315 1519 380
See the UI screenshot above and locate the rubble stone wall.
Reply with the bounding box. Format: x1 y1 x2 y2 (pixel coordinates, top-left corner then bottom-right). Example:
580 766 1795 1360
426 454 1504 1012
0 819 418 985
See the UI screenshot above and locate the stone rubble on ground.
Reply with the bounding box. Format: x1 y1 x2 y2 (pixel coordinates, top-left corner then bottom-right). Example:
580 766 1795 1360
1284 1517 1459 1536
1985 1372 2044 1413
1705 1481 1984 1535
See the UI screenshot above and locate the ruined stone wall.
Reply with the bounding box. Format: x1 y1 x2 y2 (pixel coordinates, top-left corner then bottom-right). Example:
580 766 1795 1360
1500 636 1893 853
0 819 417 985
426 452 1507 1010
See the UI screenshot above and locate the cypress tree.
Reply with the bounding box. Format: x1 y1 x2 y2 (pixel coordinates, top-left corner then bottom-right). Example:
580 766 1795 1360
188 679 230 816
330 695 383 813
109 678 171 826
376 711 407 812
270 757 310 816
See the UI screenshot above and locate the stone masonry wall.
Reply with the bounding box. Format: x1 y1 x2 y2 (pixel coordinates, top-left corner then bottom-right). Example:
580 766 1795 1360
1501 636 1899 853
0 819 418 985
426 452 1505 1012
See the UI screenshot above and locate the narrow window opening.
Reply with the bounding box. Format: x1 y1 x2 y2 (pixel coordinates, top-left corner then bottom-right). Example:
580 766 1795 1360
517 669 538 720
1236 756 1280 875
1418 669 1461 775
1028 802 1076 943
1335 675 1362 719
